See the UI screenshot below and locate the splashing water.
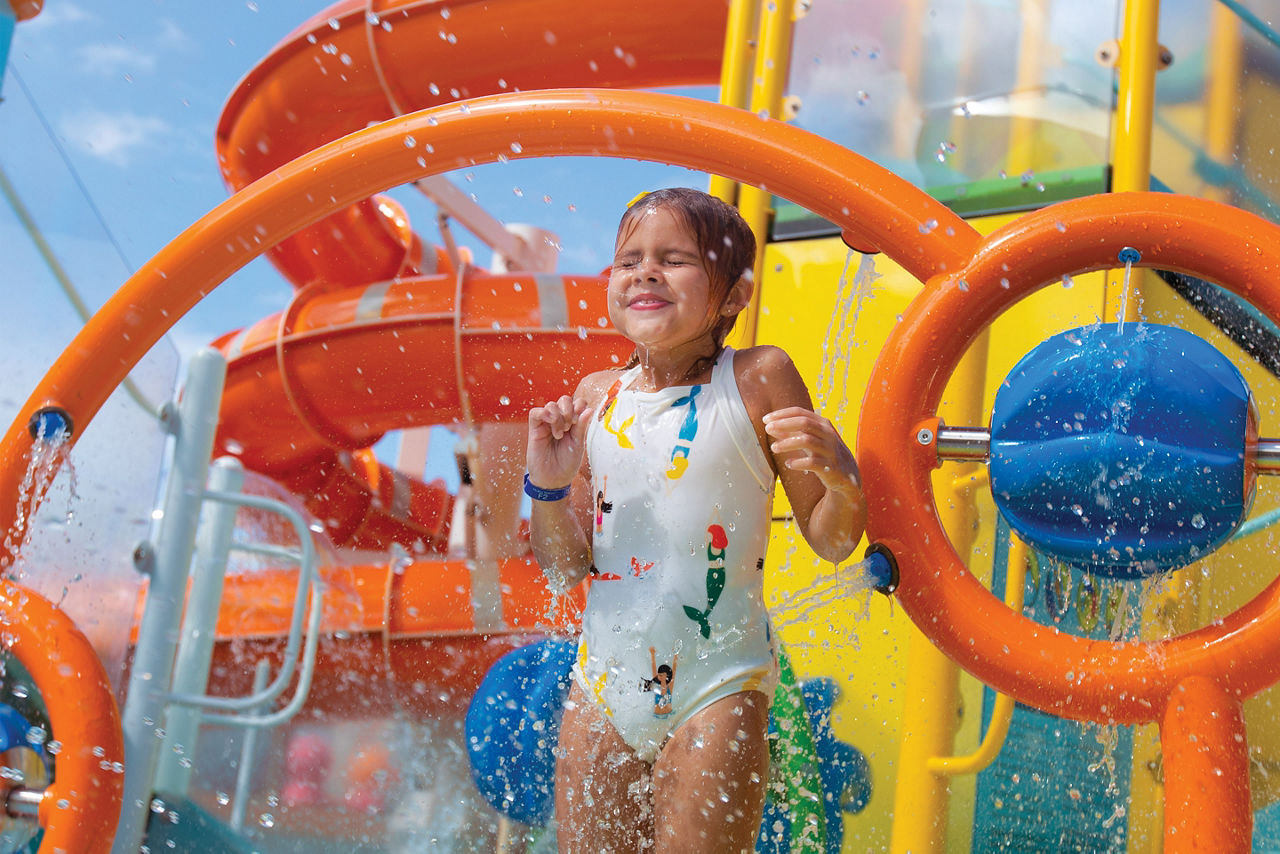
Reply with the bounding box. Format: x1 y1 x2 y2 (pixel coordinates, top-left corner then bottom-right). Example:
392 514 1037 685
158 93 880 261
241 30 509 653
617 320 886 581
770 553 882 643
818 251 880 421
1 429 75 574
1087 722 1122 796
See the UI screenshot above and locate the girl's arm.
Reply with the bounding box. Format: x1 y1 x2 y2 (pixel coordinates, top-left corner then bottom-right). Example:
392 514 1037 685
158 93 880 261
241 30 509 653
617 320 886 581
526 374 606 590
737 346 866 564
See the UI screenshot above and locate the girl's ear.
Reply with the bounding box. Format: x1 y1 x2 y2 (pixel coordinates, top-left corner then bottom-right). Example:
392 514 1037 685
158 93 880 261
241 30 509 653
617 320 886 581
721 274 755 316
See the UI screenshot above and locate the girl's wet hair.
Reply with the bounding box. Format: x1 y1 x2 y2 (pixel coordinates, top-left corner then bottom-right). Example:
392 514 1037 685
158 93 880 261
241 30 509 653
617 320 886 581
616 187 757 355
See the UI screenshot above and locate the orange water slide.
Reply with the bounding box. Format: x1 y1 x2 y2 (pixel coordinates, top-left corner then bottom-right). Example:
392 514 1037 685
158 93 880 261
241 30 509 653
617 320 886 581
213 270 628 547
216 0 729 292
210 0 728 548
163 556 586 719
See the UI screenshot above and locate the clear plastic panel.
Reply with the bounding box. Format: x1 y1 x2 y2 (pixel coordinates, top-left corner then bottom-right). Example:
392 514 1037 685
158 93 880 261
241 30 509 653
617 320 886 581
783 0 1121 231
1151 0 1280 219
0 67 178 699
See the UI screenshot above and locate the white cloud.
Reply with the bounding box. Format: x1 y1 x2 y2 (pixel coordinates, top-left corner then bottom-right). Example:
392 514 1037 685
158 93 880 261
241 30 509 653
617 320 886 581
60 110 171 167
154 18 193 52
76 42 157 76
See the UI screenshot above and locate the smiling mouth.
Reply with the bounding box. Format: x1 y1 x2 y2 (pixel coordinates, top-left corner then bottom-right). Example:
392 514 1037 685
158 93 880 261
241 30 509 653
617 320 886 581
629 295 668 309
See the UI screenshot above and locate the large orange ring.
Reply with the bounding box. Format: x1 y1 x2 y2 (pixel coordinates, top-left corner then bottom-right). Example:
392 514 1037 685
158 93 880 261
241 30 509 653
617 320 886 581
0 580 124 851
859 191 1280 725
0 89 976 546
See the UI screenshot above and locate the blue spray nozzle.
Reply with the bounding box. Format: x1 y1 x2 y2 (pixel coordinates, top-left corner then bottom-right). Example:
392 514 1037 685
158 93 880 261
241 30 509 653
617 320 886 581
27 407 73 443
864 544 899 595
1117 246 1142 265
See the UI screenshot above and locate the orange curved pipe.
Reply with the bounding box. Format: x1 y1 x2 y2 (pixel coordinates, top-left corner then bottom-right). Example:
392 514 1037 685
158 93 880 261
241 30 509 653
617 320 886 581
0 88 973 556
216 0 730 292
860 190 1280 724
0 580 123 851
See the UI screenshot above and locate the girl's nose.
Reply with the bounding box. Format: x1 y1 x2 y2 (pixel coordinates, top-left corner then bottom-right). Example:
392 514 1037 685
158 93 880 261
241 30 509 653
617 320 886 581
635 258 660 281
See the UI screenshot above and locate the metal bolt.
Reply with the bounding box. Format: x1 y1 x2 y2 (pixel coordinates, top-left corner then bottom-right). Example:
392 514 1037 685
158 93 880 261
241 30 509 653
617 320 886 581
916 427 935 445
133 541 156 576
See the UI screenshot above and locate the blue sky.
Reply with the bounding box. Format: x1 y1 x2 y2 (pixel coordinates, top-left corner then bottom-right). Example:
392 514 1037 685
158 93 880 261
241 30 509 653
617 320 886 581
1 1 708 375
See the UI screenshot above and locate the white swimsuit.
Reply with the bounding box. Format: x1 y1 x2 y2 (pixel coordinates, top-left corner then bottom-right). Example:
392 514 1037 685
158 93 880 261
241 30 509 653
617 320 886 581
574 347 779 761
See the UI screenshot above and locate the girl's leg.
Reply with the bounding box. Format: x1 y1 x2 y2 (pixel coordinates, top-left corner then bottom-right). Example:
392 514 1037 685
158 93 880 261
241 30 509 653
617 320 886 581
555 682 654 852
650 690 771 854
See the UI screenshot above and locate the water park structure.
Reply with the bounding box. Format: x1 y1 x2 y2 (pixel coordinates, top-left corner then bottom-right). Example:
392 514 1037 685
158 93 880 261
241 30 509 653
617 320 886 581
4 0 1280 851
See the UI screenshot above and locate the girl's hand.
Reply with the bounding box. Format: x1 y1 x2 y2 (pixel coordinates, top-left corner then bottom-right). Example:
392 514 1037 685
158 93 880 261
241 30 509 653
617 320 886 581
762 406 861 498
526 395 592 490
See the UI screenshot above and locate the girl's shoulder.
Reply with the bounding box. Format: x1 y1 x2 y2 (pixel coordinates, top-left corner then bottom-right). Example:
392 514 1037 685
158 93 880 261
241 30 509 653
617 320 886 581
730 345 810 417
730 344 794 377
574 366 630 408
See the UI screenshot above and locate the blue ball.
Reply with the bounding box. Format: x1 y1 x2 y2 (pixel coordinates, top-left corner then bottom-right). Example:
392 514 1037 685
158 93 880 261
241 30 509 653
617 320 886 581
464 638 576 825
990 323 1254 577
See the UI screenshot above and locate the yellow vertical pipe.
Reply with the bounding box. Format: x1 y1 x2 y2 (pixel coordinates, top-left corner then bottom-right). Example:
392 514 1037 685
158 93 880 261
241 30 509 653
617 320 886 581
1126 17 1231 849
730 0 795 349
1201 2 1243 203
1106 0 1161 324
1108 7 1165 848
890 331 991 854
708 0 760 204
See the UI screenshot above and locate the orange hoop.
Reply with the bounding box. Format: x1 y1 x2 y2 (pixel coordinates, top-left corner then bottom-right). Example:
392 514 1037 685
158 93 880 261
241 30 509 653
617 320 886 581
0 89 976 546
0 580 124 851
860 191 1280 722
860 191 1280 851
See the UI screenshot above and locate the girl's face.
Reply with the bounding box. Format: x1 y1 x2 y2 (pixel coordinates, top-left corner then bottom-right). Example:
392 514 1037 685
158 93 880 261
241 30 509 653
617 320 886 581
608 206 720 355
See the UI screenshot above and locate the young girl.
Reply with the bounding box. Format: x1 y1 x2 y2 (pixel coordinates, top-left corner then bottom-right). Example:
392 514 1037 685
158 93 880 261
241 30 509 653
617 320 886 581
525 188 865 852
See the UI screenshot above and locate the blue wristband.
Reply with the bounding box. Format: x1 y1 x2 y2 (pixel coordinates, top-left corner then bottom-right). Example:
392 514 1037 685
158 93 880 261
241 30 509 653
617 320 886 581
524 473 571 502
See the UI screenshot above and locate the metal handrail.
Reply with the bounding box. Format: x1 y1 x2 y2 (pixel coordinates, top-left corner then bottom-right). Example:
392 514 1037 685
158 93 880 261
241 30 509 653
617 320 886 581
164 489 321 718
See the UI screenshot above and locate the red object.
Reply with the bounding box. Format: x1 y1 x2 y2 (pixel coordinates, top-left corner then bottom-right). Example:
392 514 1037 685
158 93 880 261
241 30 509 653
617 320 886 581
282 732 332 807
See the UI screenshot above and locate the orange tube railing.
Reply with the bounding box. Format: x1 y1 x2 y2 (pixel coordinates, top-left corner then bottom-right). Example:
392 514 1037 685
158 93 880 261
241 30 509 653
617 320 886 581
0 579 124 851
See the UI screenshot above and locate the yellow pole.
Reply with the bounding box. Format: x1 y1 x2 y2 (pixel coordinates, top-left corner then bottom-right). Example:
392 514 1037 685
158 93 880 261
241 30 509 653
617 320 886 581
1106 0 1161 324
708 0 760 204
889 331 991 854
1107 6 1165 849
730 0 796 349
1201 2 1243 203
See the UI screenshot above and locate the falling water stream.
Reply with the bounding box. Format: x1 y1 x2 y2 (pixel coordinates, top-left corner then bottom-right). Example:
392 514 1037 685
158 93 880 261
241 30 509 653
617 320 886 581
818 249 879 421
1116 247 1141 334
1 427 75 576
771 552 881 642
